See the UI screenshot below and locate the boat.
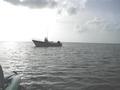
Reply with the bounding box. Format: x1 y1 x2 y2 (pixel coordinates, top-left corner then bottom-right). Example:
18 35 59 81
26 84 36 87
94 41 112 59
32 37 62 47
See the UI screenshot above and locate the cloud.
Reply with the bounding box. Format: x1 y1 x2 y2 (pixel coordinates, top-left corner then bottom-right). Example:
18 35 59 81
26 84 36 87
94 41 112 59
86 0 120 14
4 0 88 14
60 0 88 14
76 17 104 32
77 17 120 33
4 0 57 8
3 0 120 15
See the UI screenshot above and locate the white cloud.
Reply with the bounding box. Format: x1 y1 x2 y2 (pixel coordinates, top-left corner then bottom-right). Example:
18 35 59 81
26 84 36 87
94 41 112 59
77 17 120 33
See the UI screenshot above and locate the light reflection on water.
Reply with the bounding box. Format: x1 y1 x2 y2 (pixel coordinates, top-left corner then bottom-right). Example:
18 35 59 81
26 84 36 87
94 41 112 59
0 42 29 74
0 42 120 90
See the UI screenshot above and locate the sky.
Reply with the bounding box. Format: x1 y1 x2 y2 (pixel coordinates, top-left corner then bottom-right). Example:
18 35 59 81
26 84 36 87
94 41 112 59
0 0 120 43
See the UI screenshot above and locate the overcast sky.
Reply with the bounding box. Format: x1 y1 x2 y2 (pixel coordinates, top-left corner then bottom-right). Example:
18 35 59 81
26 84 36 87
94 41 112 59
0 0 120 43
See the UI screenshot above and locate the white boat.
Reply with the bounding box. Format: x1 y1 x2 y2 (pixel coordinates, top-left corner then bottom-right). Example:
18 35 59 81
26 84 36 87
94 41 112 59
32 37 62 47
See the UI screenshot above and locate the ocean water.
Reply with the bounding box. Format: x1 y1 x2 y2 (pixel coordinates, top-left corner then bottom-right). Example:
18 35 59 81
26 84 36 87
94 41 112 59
0 42 120 90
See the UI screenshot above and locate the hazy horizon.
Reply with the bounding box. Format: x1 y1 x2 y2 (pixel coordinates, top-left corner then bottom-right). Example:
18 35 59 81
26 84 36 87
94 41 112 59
0 0 120 43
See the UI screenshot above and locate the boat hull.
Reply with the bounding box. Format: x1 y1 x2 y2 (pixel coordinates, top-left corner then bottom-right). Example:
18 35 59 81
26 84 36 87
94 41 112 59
32 40 62 47
5 75 21 90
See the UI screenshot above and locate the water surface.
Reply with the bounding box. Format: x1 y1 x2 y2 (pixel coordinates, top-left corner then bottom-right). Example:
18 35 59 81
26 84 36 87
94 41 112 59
0 42 120 90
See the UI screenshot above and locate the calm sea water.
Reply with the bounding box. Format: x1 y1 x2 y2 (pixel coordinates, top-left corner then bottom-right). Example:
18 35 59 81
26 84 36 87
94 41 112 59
0 42 120 90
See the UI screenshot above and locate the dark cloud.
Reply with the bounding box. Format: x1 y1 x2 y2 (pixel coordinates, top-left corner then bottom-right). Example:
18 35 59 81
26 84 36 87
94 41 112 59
4 0 87 14
4 0 57 8
4 0 120 15
67 7 77 15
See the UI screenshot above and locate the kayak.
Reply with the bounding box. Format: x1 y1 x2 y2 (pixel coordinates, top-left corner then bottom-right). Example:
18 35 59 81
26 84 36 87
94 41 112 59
0 65 21 90
5 74 21 90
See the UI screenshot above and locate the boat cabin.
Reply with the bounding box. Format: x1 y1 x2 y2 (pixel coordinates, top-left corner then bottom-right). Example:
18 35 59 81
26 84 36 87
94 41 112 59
44 37 48 42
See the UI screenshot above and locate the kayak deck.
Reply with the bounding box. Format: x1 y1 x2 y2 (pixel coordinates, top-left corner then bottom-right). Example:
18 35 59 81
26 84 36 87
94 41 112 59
5 75 21 90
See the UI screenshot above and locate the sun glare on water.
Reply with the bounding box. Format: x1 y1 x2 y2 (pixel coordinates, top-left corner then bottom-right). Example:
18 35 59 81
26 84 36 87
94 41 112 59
2 42 18 49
